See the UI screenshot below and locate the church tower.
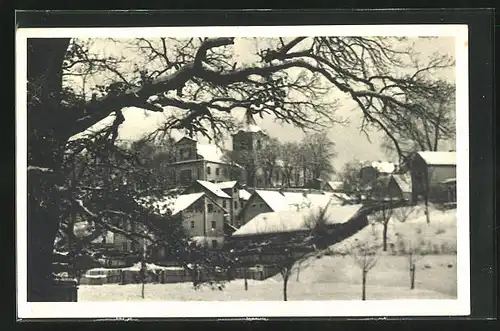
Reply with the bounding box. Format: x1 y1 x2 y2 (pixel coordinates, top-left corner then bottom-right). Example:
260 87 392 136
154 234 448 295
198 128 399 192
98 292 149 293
231 115 268 187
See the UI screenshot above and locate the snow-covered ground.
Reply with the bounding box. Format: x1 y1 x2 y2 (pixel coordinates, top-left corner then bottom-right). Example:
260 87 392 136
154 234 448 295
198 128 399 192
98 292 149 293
78 254 456 301
78 205 457 302
329 205 457 255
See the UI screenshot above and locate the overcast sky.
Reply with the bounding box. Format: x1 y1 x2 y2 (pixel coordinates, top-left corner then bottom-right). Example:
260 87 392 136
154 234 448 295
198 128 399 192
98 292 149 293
72 36 456 176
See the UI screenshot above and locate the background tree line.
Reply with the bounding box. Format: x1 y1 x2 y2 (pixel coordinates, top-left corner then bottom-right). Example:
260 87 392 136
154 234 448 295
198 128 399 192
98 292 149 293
225 130 337 188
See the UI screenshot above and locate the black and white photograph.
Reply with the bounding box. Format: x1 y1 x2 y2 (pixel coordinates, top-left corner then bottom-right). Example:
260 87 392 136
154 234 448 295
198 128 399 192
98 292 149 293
16 23 470 318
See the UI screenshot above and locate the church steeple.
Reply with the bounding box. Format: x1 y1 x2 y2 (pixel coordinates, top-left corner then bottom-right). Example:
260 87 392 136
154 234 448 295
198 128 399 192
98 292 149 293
239 109 264 134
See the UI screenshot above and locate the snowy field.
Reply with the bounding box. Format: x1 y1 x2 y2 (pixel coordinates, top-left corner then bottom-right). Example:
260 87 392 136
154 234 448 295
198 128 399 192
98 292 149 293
78 254 456 301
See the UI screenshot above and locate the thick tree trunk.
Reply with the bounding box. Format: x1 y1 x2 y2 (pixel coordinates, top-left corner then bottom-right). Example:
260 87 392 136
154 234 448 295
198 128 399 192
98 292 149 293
27 38 70 301
382 223 388 252
424 198 430 224
244 268 248 291
281 267 290 301
283 275 288 301
361 270 367 301
27 172 62 301
410 264 416 290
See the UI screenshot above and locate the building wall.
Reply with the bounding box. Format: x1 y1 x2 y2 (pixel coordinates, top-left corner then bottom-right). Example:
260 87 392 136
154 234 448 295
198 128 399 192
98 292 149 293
410 155 456 203
108 221 149 253
173 161 205 186
428 165 456 184
238 194 274 226
360 166 378 184
180 196 226 249
184 183 231 218
232 131 269 186
175 138 198 162
232 131 267 152
221 186 241 226
204 162 241 183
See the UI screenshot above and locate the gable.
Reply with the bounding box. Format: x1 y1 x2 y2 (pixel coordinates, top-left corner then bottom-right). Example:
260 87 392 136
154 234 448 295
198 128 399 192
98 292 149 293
175 136 197 145
237 192 267 217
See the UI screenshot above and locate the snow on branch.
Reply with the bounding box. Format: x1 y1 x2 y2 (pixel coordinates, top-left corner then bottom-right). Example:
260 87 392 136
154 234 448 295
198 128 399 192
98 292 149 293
73 198 152 245
27 166 54 173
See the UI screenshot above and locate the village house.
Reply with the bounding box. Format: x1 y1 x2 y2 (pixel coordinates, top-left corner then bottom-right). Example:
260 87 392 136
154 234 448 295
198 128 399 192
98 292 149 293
157 192 227 251
387 173 413 202
404 151 456 203
441 177 457 205
215 181 247 227
171 137 245 187
322 181 344 193
359 161 396 185
182 180 246 226
226 203 368 264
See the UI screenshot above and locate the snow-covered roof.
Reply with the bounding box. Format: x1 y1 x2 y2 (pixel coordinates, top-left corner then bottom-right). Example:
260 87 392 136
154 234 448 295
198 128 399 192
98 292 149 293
216 181 238 189
326 181 343 190
138 193 205 216
233 203 364 236
254 190 289 211
331 192 356 202
252 190 341 213
170 193 205 215
371 161 396 174
196 143 227 164
197 180 231 198
417 151 456 166
239 189 252 201
391 174 412 193
244 124 263 133
308 192 342 206
441 177 456 184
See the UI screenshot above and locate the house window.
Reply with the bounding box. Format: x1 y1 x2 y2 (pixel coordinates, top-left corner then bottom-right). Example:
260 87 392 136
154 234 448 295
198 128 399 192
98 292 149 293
180 169 192 185
197 167 201 179
252 204 256 208
233 187 238 193
234 201 238 209
216 168 220 176
122 242 128 251
259 203 264 208
190 221 195 229
207 166 211 175
223 168 228 177
256 140 261 150
222 200 227 208
212 240 218 249
207 204 214 212
211 221 217 230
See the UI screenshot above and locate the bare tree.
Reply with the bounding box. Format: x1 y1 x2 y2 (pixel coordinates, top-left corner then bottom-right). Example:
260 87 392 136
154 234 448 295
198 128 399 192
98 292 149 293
381 80 456 162
279 142 303 187
351 235 382 300
337 160 365 198
300 131 337 182
371 202 394 252
260 137 282 187
393 204 415 223
407 239 424 290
